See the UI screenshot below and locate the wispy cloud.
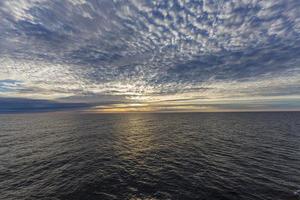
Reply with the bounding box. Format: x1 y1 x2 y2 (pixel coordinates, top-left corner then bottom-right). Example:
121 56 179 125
0 0 299 111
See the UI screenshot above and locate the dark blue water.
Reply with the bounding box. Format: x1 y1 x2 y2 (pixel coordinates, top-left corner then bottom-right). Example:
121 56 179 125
0 112 300 200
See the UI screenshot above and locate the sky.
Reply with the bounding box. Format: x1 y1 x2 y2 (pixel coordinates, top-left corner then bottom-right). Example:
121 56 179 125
0 0 300 112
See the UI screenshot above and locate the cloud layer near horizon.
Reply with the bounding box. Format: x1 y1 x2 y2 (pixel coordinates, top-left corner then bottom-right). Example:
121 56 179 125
0 0 300 111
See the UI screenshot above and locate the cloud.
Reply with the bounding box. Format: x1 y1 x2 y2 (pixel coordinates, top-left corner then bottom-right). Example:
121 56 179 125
0 97 91 113
0 0 299 111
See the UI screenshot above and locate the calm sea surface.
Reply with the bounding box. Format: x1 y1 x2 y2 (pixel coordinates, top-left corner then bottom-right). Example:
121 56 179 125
0 112 300 200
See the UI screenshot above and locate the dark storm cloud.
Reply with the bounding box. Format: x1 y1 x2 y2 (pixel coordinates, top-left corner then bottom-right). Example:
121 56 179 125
0 0 299 111
0 97 90 113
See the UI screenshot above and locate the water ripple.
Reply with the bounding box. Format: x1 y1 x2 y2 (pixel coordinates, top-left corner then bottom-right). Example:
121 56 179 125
0 112 299 200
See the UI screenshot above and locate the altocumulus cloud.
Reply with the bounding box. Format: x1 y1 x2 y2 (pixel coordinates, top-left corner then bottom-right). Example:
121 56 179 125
0 0 299 112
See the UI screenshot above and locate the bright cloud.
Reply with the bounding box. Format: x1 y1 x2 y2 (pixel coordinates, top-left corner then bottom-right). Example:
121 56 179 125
0 0 299 111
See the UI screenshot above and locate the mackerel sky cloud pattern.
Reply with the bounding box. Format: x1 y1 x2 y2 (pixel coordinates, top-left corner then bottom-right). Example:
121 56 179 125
0 0 300 111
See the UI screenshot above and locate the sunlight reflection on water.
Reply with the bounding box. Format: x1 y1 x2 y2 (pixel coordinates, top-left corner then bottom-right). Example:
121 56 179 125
0 112 300 200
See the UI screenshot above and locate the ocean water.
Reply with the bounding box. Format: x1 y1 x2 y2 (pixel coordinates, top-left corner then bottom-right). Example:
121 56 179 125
0 112 300 200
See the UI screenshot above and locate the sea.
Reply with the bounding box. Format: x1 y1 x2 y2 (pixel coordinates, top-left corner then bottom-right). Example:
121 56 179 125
0 112 300 200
